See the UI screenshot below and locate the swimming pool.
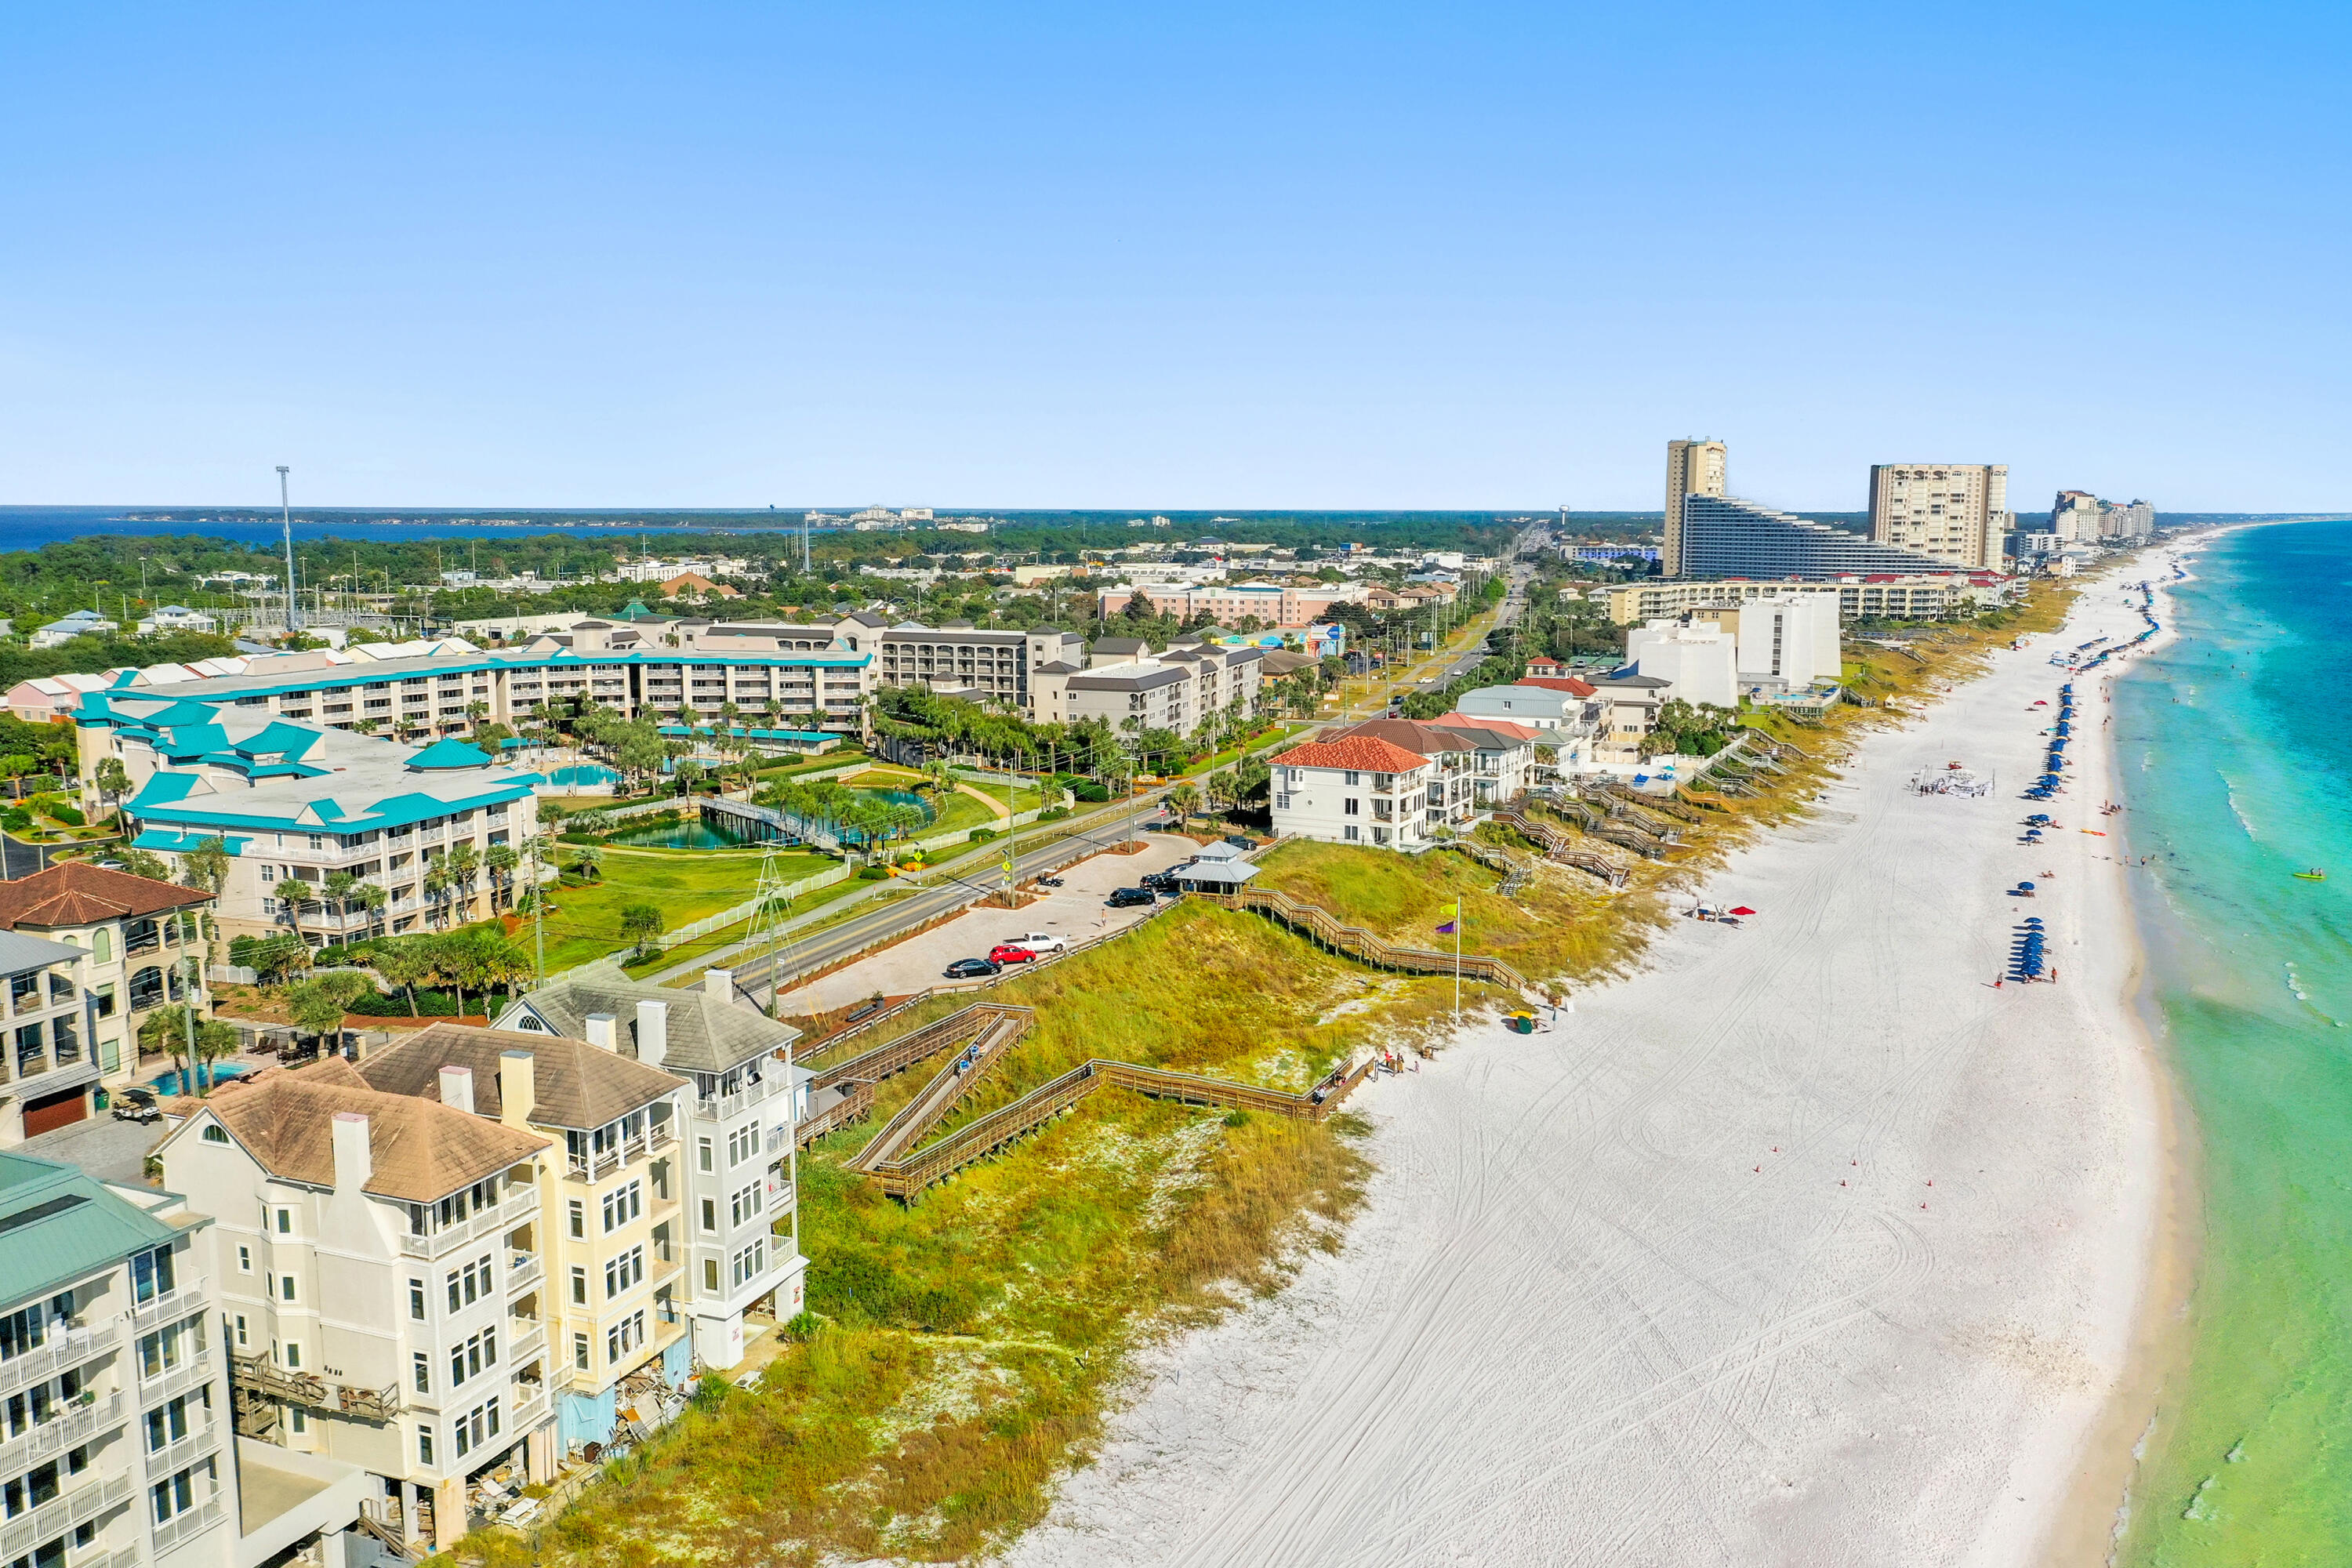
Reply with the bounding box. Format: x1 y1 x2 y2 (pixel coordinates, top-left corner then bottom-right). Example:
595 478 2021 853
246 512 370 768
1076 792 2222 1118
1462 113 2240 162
147 1062 253 1096
546 764 620 787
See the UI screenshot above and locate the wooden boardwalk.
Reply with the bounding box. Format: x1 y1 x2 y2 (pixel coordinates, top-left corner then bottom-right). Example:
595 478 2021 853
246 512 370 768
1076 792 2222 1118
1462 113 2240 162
1192 885 1528 989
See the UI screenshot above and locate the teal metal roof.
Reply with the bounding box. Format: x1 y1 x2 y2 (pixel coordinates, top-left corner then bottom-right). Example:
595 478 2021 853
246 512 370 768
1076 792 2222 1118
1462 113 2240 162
131 829 252 855
232 721 325 760
129 773 207 808
408 738 493 771
0 1154 193 1308
144 699 229 728
155 724 230 760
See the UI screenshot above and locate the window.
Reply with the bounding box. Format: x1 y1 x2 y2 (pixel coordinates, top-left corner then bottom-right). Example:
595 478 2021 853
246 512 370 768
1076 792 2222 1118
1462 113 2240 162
144 1394 194 1451
447 1327 497 1388
730 1182 762 1227
570 1268 587 1306
151 1461 208 1525
289 1406 307 1435
138 1317 203 1379
132 1246 176 1305
274 1208 293 1235
232 1315 248 1349
237 1245 252 1274
417 1425 435 1466
412 1353 430 1394
408 1279 426 1320
1343 797 1359 815
604 1245 644 1299
604 1310 646 1364
728 1125 757 1167
283 1341 301 1370
278 1275 297 1303
697 1138 713 1174
452 1397 500 1459
1344 771 1361 786
731 1240 766 1289
702 1258 720 1292
203 1124 230 1145
572 1334 590 1371
601 1181 641 1233
699 1198 717 1234
568 1200 585 1240
1343 825 1359 842
445 1254 492 1312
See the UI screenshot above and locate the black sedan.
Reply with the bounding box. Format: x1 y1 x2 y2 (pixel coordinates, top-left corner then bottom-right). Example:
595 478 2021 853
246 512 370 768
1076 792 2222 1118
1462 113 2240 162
943 957 1001 979
1107 887 1156 909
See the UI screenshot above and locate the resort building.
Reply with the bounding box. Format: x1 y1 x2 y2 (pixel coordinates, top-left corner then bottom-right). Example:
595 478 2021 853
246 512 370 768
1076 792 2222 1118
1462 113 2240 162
0 866 213 1138
1661 439 1729 578
1030 641 1264 737
1676 494 1960 581
71 695 543 946
492 965 808 1371
0 1149 368 1568
1600 575 2011 626
348 1022 699 1443
156 1061 557 1558
1625 622 1740 709
1867 463 2010 571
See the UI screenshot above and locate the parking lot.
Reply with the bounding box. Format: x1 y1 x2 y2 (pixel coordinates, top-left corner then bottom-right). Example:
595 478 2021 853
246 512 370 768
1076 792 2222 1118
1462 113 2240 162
777 833 1205 1014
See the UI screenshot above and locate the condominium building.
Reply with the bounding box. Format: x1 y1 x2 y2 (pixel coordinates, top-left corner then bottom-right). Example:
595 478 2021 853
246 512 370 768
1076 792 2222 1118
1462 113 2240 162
1867 463 2009 570
0 933 97 1149
1661 440 1729 577
0 1149 366 1568
1625 622 1739 709
74 698 542 946
348 1022 698 1442
1602 575 2013 625
156 1061 558 1558
1031 641 1264 737
492 965 808 1371
1269 719 1525 848
1677 495 1962 581
0 867 213 1139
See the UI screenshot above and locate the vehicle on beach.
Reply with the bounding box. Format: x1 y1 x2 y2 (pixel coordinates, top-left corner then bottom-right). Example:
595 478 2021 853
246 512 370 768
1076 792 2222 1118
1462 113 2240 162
988 943 1042 964
944 957 1001 979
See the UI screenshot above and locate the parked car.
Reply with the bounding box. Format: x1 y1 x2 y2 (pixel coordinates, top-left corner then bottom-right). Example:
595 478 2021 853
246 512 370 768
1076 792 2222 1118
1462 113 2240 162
1138 870 1181 892
1222 836 1254 851
943 957 1000 979
111 1087 162 1125
1107 887 1155 909
988 944 1041 965
1001 931 1067 953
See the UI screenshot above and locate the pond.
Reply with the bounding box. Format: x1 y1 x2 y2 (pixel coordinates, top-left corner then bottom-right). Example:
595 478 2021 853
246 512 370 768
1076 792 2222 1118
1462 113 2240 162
608 818 753 850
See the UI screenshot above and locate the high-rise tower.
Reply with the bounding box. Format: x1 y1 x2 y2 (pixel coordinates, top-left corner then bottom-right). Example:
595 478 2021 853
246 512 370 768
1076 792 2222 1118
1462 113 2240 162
1663 439 1728 577
1867 463 2008 570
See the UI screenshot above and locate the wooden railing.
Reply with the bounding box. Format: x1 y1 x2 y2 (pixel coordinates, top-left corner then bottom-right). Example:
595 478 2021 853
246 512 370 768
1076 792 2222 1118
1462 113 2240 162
793 1080 874 1148
846 1008 1033 1171
1191 886 1528 989
1486 808 1632 888
808 1001 1030 1094
865 1054 1377 1200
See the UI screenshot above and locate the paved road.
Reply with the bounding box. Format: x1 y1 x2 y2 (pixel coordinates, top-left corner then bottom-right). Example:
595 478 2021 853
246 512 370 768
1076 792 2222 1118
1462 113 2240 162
0 834 56 880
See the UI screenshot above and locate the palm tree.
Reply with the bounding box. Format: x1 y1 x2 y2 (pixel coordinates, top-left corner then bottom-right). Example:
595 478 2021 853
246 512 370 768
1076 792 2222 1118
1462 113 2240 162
374 936 437 1017
444 841 481 924
485 843 520 910
321 870 359 943
93 757 131 823
422 863 452 931
567 843 604 883
277 880 318 946
1165 783 1201 828
354 881 389 942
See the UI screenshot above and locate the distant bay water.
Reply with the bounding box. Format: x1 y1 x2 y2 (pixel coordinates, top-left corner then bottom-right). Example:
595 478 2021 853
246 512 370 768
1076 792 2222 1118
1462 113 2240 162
2114 519 2352 1560
0 506 818 551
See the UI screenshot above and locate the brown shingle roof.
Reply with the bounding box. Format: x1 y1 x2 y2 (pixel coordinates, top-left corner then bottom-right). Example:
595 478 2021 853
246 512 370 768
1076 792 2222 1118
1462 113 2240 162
198 1059 549 1203
356 1022 688 1131
0 863 210 931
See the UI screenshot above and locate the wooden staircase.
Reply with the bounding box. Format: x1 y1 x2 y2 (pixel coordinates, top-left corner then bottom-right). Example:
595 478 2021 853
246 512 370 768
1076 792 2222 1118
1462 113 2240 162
1486 808 1632 888
1192 886 1528 989
844 1006 1035 1172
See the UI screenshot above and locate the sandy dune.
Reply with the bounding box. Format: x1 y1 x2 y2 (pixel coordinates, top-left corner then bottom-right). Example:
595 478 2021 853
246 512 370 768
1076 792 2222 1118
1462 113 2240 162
1001 567 2174 1568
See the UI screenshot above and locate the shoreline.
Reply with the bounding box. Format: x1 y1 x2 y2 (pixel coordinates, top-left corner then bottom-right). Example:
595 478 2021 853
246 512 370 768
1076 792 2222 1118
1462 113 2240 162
2035 542 2221 1566
1000 568 2187 1568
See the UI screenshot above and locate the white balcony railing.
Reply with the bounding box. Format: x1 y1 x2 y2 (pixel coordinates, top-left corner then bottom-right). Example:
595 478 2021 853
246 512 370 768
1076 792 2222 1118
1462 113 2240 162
0 1471 133 1561
0 1323 119 1397
397 1187 535 1260
127 1277 209 1338
0 1392 124 1474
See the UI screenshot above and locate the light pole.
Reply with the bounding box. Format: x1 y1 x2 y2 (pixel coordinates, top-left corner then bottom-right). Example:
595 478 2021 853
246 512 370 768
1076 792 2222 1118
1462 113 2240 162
277 466 299 636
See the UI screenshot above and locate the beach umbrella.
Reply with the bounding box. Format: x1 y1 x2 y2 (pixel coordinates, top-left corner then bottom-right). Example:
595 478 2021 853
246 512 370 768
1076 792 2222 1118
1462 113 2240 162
1729 906 1755 916
2017 881 2036 890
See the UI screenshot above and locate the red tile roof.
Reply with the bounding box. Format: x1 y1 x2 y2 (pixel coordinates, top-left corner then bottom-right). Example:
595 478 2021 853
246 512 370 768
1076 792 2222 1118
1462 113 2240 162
0 862 210 931
1514 675 1597 697
1275 735 1433 775
1426 712 1542 742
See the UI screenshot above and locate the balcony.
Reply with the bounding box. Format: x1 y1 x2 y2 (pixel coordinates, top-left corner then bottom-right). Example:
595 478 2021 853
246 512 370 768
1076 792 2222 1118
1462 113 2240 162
0 1471 132 1561
146 1421 221 1482
147 1494 226 1555
505 1319 547 1369
127 1276 209 1338
397 1186 536 1259
0 1392 124 1474
503 1251 543 1298
0 1322 119 1396
143 1349 215 1405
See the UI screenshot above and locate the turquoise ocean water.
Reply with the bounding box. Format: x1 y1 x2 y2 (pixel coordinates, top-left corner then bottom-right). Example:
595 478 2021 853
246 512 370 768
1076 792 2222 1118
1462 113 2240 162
2114 520 2352 1562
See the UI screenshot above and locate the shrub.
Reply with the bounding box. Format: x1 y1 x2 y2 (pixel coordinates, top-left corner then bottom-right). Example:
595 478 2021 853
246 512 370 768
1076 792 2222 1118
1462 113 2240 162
967 827 998 844
1072 782 1111 802
1036 806 1069 822
857 866 891 880
0 808 27 831
48 804 85 827
345 987 463 1018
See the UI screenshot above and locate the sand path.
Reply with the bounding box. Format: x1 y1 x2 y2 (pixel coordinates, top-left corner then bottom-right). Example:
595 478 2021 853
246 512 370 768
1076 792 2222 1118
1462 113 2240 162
1001 566 2172 1568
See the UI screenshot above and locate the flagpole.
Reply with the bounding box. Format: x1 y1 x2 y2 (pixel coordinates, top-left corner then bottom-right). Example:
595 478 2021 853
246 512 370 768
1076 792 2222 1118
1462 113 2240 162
1454 905 1462 1025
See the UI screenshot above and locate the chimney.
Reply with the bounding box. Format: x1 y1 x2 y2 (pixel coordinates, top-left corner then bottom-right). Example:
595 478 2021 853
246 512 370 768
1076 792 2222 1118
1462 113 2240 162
585 1013 617 1051
437 1064 474 1116
636 999 669 1069
499 1050 535 1128
705 968 734 1004
330 1112 372 1195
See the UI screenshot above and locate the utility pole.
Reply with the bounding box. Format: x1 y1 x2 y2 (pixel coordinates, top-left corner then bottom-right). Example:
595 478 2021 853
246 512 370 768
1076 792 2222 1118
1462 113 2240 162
277 466 299 635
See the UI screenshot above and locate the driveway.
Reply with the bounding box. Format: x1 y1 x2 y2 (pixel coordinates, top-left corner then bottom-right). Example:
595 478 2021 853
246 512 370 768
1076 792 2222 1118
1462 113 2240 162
775 833 1203 1014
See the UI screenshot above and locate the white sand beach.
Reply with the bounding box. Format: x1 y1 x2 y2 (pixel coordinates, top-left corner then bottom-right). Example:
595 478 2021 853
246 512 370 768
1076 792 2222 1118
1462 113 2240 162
1000 564 2184 1568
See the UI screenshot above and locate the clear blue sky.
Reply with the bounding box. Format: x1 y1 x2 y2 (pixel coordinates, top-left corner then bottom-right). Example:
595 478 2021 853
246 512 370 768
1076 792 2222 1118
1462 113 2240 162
3 2 2345 512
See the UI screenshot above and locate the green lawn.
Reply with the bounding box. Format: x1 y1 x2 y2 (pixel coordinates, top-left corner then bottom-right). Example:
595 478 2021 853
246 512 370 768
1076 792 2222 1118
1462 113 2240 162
837 767 1040 842
531 846 836 973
